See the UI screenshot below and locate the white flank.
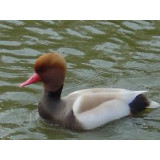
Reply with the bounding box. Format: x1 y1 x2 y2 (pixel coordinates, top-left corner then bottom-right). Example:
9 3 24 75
74 99 130 130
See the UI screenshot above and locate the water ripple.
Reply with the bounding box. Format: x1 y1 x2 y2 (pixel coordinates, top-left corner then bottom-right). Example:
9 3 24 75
25 27 63 40
66 28 92 39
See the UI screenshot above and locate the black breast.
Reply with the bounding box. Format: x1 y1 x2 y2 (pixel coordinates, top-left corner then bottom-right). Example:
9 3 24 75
38 102 54 121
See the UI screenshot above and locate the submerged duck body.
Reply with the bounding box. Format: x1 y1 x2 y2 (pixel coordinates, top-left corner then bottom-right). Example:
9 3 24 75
20 53 160 130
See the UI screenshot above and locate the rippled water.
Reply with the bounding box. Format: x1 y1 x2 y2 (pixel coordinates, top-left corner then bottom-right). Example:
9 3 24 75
0 20 160 139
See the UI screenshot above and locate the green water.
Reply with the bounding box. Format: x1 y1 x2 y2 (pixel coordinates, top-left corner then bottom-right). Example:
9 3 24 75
0 20 160 139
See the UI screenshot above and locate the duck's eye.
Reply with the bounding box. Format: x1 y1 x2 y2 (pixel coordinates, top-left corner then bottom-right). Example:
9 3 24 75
36 66 49 74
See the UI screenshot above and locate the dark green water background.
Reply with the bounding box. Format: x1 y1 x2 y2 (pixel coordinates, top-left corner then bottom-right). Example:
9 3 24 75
0 20 160 139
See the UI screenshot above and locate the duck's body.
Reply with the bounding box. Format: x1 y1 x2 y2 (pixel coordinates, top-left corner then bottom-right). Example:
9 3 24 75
20 53 160 130
36 87 157 130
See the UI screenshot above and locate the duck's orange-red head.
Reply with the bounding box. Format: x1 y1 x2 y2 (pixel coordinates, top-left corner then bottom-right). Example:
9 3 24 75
34 53 66 74
20 53 66 91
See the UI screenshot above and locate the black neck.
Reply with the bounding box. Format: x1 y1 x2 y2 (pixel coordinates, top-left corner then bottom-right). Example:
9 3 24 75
44 85 63 100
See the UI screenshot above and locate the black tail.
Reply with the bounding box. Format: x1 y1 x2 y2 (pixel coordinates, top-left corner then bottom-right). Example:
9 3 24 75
129 94 150 114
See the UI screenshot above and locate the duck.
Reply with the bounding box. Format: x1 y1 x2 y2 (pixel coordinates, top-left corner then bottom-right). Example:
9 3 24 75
20 53 160 130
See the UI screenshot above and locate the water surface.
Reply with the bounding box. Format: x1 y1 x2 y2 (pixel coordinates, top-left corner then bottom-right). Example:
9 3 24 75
0 20 160 139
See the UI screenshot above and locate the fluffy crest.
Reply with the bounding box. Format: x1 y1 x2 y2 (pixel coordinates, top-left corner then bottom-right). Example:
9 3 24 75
34 53 66 73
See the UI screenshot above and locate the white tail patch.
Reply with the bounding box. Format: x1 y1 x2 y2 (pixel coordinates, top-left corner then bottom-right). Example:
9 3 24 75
147 101 160 108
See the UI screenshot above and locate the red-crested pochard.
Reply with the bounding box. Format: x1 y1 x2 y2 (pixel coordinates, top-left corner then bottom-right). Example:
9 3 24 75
20 53 160 130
